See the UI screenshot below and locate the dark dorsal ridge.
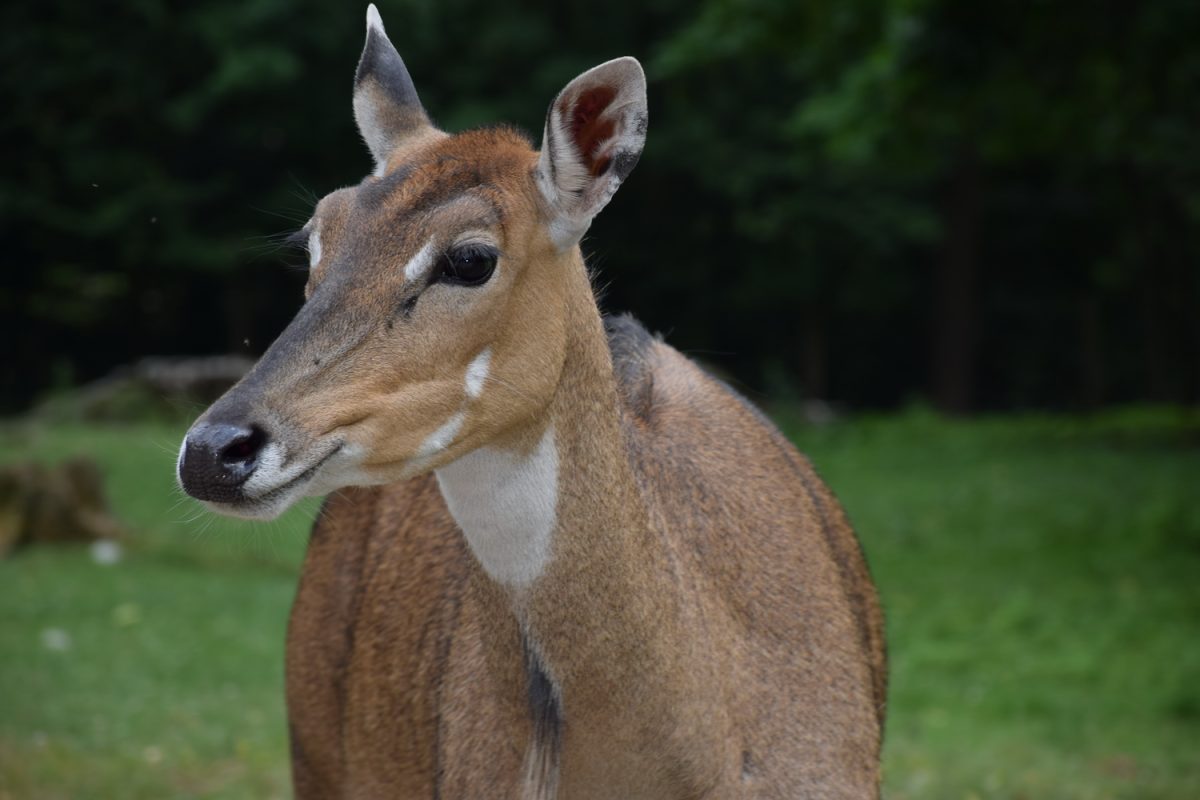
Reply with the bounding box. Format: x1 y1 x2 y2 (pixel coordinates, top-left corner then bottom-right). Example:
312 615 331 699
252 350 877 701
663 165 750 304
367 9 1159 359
604 313 658 424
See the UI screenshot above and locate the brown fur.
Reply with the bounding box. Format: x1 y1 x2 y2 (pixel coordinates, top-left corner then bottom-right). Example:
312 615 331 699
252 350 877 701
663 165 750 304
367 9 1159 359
184 26 886 797
287 295 886 797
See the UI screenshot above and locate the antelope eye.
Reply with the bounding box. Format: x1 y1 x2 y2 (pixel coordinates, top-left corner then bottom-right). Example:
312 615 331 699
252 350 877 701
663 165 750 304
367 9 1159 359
436 245 497 286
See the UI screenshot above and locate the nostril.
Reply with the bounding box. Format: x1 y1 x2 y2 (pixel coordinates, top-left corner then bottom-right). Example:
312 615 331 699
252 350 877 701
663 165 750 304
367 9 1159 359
180 421 271 502
219 426 267 466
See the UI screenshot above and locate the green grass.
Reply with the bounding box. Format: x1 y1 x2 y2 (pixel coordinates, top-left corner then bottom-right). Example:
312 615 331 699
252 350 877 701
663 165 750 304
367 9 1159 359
0 423 317 800
2 409 1199 798
779 406 1200 799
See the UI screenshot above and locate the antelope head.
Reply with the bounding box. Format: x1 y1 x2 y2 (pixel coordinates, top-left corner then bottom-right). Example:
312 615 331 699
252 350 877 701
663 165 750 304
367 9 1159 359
177 5 647 520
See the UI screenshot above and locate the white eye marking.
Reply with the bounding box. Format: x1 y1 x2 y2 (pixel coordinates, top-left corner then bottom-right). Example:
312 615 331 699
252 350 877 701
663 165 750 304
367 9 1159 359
404 239 436 283
308 227 322 268
465 348 492 399
417 411 465 458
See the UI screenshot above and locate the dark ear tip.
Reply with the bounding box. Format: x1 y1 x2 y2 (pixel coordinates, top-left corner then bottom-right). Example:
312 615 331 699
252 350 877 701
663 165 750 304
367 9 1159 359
354 5 424 114
354 39 377 86
356 5 396 87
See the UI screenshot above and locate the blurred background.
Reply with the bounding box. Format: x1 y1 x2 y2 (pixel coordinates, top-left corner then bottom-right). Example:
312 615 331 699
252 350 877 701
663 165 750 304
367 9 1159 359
1 0 1198 798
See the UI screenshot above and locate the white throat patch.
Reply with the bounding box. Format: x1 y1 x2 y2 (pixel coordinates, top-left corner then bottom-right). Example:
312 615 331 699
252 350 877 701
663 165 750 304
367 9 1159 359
435 425 559 587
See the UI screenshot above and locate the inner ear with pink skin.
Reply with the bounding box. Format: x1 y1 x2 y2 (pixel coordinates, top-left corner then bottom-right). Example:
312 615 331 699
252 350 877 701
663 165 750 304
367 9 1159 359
567 85 618 176
536 57 648 248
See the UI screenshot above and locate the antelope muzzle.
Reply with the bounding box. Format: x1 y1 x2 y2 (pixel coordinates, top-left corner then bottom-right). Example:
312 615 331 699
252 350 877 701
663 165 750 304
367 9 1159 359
177 418 270 504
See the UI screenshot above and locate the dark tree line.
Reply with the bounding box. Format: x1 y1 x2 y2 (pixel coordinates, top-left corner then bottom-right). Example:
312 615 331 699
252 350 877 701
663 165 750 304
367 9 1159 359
2 0 1197 413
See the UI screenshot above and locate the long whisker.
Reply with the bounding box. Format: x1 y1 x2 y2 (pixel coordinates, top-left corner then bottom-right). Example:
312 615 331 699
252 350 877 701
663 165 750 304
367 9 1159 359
478 372 538 405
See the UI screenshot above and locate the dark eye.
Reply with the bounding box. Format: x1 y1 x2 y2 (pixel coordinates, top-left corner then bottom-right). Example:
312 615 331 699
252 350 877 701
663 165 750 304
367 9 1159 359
436 245 497 286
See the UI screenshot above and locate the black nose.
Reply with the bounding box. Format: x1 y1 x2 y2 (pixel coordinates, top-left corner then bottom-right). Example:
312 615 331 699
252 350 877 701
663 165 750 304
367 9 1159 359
178 421 268 502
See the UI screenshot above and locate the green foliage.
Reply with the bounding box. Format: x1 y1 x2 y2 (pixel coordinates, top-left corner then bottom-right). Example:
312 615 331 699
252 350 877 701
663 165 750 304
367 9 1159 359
655 0 1200 407
1 411 1198 797
2 0 1198 410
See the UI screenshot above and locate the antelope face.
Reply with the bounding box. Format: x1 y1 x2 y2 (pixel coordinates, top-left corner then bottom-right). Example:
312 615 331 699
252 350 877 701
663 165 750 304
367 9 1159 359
177 5 646 519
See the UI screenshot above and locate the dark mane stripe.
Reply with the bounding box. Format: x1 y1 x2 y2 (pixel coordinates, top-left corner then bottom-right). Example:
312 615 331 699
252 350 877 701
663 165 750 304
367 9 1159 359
604 313 659 424
522 633 562 798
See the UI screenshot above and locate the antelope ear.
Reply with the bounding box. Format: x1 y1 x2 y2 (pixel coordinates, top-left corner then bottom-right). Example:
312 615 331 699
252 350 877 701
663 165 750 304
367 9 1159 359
536 57 648 248
353 4 433 174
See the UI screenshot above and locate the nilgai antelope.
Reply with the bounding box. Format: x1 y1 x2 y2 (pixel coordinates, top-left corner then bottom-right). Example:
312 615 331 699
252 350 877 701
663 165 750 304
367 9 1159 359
177 5 886 797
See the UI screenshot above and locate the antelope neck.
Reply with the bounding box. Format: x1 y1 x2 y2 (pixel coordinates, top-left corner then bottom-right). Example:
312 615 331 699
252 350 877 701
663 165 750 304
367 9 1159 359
433 257 642 592
433 258 718 792
433 421 560 588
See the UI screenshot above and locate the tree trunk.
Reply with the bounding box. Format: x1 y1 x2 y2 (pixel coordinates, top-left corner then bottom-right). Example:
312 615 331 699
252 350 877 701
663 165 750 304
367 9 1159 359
931 148 982 414
1076 293 1105 409
801 310 828 399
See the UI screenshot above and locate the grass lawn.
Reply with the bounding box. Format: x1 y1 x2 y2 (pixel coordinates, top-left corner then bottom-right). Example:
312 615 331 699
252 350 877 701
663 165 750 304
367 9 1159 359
1 408 1198 798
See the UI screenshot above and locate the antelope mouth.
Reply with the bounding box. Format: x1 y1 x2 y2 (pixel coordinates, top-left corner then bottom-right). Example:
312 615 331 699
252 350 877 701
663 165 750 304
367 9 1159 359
204 443 343 520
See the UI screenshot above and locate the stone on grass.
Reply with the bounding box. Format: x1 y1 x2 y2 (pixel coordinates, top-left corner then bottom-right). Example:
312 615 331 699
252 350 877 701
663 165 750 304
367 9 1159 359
0 457 123 558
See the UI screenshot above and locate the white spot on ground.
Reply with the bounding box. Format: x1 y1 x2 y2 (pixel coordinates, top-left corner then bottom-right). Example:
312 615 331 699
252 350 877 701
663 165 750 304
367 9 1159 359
112 603 141 627
40 628 72 652
90 540 123 565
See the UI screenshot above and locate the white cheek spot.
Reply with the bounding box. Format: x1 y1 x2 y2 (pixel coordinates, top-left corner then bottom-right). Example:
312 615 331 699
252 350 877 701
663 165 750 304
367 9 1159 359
308 227 322 268
417 411 465 458
404 239 436 283
464 348 492 399
435 424 559 587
